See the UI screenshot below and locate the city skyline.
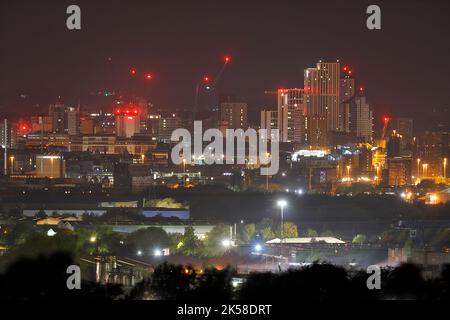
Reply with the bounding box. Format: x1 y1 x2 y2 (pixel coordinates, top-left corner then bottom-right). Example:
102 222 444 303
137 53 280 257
1 0 449 132
1 0 450 304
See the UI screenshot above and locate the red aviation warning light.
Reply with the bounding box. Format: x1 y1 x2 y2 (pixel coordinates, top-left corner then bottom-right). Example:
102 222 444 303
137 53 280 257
343 66 348 72
130 68 137 76
115 107 139 116
224 55 231 64
145 73 153 80
19 123 29 132
383 116 390 124
203 75 210 83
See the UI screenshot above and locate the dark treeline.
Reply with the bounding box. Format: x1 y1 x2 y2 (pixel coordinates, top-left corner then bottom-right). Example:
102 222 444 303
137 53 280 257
4 185 450 224
183 192 450 223
1 252 450 300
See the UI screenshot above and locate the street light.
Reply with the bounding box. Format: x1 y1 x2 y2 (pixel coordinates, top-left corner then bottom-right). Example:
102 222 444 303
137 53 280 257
277 200 287 261
9 156 14 175
50 157 54 178
374 164 381 181
222 239 231 248
417 158 421 180
265 152 271 191
422 163 428 178
443 158 447 178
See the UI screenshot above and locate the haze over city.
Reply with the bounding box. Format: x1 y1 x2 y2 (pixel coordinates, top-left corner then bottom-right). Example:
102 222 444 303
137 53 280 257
1 0 450 307
1 0 449 131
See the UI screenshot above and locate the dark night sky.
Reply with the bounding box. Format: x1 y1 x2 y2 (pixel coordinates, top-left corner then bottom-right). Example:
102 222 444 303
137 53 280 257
1 0 449 130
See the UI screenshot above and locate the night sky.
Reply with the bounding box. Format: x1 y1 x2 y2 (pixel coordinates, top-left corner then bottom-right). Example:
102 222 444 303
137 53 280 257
1 0 449 130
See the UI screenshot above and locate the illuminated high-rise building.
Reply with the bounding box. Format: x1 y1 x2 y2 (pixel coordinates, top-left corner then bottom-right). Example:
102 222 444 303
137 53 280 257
260 110 279 141
79 115 94 135
349 92 373 142
67 107 80 136
260 110 278 131
0 118 17 149
49 103 66 134
304 61 340 132
340 76 355 104
339 68 355 132
387 157 412 187
115 107 141 138
219 101 248 130
417 130 449 177
48 103 80 135
30 115 53 133
157 113 182 143
277 88 304 143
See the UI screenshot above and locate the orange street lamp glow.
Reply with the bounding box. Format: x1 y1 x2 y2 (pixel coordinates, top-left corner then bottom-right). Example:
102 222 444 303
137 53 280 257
417 158 421 179
444 158 447 179
422 163 428 178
